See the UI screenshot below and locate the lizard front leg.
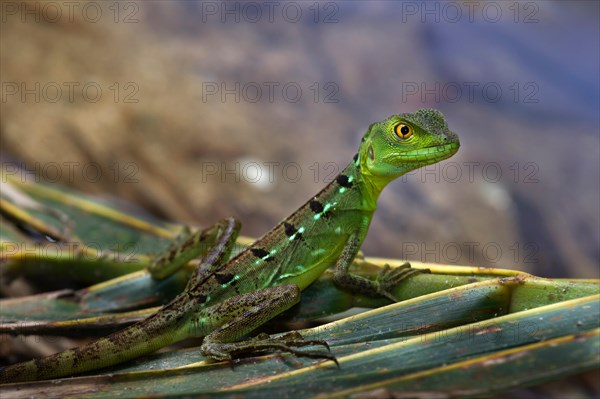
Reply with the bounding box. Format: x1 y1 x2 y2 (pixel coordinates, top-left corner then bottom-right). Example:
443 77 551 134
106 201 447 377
332 234 428 302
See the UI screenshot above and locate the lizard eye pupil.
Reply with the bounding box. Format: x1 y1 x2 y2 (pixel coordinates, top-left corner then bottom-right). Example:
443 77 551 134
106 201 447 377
394 123 413 140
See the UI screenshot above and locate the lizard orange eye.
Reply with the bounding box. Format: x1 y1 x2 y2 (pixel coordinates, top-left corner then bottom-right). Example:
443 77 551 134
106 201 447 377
394 124 413 140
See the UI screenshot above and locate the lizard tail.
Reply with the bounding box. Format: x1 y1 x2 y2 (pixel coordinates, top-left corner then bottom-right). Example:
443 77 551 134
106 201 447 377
0 321 184 383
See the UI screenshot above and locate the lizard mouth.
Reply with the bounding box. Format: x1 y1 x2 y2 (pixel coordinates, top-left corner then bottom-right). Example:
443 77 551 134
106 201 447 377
397 142 460 163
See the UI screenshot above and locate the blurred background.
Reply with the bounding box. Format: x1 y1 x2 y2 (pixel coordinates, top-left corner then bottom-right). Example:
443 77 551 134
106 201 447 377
1 0 598 281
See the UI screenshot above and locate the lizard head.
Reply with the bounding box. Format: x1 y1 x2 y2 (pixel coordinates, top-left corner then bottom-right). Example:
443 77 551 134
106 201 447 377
358 109 459 183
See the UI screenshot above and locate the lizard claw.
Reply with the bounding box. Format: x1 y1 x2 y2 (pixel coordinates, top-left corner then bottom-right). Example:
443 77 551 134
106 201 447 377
375 262 429 302
275 331 332 352
201 331 337 365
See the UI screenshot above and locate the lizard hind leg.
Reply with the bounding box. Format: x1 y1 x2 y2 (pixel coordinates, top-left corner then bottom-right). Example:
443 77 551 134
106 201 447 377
148 217 240 280
198 285 336 364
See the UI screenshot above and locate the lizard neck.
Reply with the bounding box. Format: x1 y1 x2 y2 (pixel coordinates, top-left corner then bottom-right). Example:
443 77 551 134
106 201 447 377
354 167 385 212
324 158 385 214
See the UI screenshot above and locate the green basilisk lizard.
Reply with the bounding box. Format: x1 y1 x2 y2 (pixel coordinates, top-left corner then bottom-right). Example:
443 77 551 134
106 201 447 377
0 109 459 383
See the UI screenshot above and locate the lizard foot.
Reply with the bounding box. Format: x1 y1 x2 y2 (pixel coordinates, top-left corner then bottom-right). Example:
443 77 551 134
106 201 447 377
376 262 429 302
201 331 338 366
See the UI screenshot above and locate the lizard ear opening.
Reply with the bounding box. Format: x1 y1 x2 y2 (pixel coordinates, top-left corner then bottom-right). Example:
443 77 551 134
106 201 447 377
394 123 413 140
